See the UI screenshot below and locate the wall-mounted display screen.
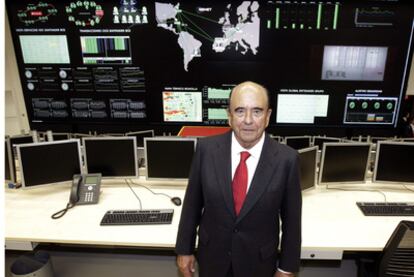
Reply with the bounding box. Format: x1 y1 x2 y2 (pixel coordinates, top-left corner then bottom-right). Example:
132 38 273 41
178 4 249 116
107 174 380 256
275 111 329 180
5 0 414 133
19 35 70 64
321 46 388 81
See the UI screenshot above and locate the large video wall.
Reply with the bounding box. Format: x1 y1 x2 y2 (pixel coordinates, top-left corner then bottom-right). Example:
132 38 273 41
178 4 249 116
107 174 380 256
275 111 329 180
6 0 414 133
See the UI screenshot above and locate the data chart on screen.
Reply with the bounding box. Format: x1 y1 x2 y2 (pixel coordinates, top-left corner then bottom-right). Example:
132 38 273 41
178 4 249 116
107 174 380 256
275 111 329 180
19 35 70 64
163 91 202 122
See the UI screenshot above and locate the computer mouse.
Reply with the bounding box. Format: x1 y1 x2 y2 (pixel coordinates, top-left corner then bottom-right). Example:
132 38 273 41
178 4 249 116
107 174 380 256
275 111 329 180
171 197 182 206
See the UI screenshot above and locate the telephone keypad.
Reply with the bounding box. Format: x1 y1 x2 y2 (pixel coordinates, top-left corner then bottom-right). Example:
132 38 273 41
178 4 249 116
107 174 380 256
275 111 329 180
84 192 94 202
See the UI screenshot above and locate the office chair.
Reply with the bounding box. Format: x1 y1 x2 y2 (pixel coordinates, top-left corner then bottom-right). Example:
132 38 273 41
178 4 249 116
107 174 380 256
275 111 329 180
357 220 414 277
379 220 414 277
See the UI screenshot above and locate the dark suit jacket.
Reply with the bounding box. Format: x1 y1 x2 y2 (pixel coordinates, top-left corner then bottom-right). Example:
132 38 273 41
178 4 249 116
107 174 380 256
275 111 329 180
176 132 302 277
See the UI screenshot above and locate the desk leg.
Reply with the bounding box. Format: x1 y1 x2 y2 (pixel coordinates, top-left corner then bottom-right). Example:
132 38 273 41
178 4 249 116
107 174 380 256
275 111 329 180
355 253 380 277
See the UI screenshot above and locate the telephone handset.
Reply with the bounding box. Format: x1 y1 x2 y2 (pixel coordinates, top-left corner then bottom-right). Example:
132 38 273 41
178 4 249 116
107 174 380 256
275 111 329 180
70 173 102 205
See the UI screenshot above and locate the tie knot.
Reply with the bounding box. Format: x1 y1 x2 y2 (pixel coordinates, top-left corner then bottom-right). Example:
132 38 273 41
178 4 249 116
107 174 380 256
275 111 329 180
240 151 250 162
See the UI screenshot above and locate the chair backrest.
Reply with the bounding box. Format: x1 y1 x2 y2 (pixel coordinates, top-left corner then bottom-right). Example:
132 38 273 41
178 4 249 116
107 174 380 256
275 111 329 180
379 220 414 277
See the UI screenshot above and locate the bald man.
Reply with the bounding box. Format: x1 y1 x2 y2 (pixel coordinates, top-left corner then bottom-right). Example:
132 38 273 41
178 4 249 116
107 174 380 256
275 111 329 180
176 81 302 277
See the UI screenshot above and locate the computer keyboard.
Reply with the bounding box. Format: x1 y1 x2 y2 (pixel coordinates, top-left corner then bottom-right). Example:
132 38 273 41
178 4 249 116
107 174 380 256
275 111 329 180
100 209 174 225
356 202 414 216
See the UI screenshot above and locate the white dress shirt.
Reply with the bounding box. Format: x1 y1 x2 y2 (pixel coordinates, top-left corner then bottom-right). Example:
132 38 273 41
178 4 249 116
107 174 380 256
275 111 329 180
231 132 265 190
231 132 293 275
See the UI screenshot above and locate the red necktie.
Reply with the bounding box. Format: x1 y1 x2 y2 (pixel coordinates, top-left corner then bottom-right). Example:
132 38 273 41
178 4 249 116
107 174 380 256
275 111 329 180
232 151 251 215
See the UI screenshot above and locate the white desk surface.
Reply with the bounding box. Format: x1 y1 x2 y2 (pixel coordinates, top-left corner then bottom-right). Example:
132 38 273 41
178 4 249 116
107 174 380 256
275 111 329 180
301 183 413 256
5 178 414 259
5 178 187 249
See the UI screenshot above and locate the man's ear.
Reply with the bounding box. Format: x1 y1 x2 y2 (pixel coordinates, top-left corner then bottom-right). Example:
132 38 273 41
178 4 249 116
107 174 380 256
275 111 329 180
227 108 233 127
265 109 272 127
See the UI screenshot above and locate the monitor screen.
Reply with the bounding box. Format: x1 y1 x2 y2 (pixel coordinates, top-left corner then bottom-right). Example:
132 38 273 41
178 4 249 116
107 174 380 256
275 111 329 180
319 142 371 185
162 91 203 122
17 140 82 188
19 35 70 64
5 138 16 183
285 136 312 150
145 137 196 180
298 146 318 191
373 142 414 184
80 36 132 65
126 130 154 148
83 137 137 178
313 137 342 150
322 46 387 81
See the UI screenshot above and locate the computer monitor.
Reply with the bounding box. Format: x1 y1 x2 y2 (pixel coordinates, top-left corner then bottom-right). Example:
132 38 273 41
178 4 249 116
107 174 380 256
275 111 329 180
126 130 155 148
10 134 34 148
373 141 414 184
17 140 82 188
285 136 312 150
313 136 342 150
319 142 371 185
10 134 36 157
48 133 71 141
298 146 318 191
83 137 138 178
145 137 196 181
5 137 16 183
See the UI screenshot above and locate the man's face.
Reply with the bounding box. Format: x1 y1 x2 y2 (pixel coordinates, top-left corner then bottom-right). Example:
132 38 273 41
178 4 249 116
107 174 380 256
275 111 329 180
227 84 272 149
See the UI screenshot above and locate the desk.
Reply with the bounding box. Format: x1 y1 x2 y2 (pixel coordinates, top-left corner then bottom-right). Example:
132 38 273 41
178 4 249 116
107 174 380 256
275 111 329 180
5 179 186 249
5 179 414 260
301 183 413 259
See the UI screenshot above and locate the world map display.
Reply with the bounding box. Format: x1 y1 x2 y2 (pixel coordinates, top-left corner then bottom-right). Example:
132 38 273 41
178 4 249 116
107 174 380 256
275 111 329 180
155 1 260 71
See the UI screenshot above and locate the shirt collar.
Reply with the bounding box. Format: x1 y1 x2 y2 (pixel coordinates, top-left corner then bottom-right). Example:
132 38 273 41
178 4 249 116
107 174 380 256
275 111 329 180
231 132 266 159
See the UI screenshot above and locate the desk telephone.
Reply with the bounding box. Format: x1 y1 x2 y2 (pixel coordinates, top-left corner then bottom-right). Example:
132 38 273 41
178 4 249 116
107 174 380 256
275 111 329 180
70 174 102 205
51 173 102 219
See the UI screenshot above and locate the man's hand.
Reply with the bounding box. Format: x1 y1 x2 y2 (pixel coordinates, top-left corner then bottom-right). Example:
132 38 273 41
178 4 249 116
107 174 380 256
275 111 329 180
177 255 196 277
274 270 294 277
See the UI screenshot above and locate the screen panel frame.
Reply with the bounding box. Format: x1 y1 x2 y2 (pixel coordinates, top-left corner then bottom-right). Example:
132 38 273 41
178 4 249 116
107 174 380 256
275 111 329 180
82 136 138 179
9 134 35 155
372 141 414 185
318 142 372 186
298 146 318 191
17 139 83 189
125 129 155 148
284 135 312 150
313 136 343 150
5 137 16 183
48 132 71 141
144 136 197 182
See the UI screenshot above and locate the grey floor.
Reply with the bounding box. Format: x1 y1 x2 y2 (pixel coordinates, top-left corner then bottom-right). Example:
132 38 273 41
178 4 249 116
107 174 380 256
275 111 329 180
5 248 358 277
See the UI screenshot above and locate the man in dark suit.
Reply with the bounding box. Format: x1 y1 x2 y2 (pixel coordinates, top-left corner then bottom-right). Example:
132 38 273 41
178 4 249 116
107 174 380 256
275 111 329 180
176 81 302 277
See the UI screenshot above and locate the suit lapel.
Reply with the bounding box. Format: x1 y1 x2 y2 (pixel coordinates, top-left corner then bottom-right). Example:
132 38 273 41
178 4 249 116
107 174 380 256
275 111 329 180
236 135 278 223
212 132 236 218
